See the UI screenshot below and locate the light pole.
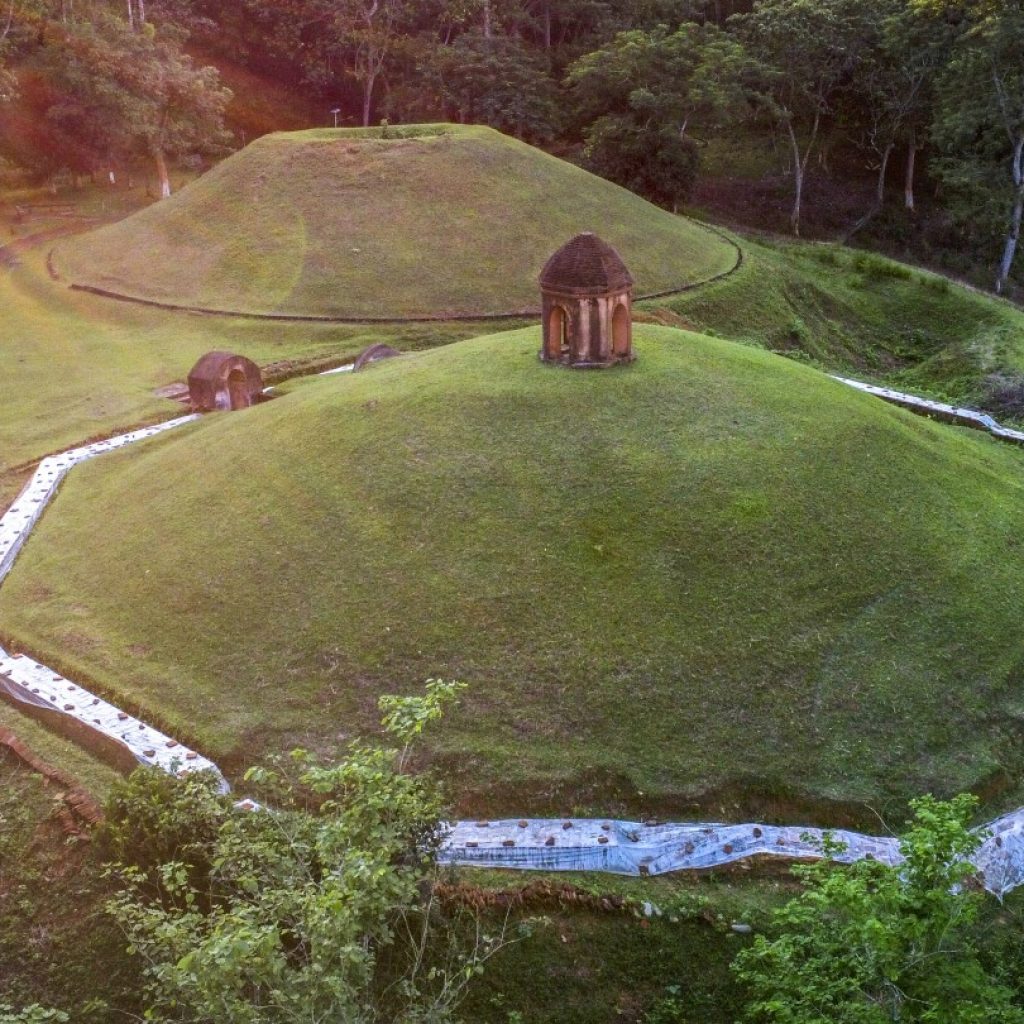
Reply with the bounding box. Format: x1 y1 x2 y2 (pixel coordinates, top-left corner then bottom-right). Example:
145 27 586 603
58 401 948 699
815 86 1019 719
331 108 341 128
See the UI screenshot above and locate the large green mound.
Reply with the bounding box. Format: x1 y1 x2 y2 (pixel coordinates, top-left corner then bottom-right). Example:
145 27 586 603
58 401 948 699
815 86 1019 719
53 125 736 318
6 325 1024 818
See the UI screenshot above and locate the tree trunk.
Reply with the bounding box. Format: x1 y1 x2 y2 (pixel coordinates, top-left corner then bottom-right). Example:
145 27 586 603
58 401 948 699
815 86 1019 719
362 74 375 127
543 2 551 48
905 130 917 212
482 0 491 38
995 136 1024 295
996 201 1024 295
877 142 893 206
154 149 171 198
843 143 893 243
785 115 818 238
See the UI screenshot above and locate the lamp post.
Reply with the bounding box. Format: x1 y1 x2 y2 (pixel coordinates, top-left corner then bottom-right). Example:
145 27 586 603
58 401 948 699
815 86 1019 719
331 108 341 128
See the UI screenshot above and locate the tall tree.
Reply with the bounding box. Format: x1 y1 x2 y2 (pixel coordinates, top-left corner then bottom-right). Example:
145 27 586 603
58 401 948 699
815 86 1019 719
567 22 751 142
842 0 944 236
918 0 1024 294
732 0 873 236
311 0 411 126
421 31 561 141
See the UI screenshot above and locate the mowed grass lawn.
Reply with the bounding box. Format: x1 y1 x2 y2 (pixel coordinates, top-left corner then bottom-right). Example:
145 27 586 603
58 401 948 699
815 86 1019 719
0 248 491 508
55 124 737 317
4 325 1024 820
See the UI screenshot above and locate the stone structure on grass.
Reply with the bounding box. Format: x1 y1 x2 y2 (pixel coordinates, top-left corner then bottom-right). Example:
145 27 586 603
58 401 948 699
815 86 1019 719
540 232 634 368
187 352 264 411
353 343 401 372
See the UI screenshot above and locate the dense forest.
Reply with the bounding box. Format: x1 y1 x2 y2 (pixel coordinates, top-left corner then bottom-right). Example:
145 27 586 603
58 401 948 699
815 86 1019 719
1 0 1023 293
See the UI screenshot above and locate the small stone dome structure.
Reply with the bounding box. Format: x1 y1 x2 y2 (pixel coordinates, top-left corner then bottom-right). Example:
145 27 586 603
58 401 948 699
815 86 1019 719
353 343 401 372
187 352 263 411
539 232 634 368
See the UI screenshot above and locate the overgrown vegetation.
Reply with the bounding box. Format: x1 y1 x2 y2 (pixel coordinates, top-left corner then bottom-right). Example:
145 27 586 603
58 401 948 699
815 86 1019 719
734 795 1024 1022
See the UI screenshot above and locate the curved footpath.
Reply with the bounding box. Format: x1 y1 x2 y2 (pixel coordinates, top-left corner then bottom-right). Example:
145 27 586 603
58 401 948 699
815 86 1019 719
4 369 1024 896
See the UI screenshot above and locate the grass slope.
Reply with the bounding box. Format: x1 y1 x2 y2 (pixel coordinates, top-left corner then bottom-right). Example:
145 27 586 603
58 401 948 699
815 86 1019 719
54 125 737 317
0 246 491 510
5 325 1024 819
0 701 121 799
665 239 1024 405
10 180 1024 516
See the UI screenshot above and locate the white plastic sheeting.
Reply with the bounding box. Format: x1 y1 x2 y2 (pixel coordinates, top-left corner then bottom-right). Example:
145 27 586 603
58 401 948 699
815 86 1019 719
435 818 902 874
0 415 199 585
436 811 1024 899
0 414 215 781
0 649 225 786
833 376 1024 445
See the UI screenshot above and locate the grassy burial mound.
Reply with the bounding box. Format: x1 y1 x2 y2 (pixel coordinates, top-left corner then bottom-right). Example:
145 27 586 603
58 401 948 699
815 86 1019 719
52 125 737 318
5 324 1024 819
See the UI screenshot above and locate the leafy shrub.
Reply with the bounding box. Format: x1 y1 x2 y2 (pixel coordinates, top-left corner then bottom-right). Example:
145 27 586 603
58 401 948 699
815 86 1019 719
643 987 690 1024
584 114 699 210
0 1007 69 1024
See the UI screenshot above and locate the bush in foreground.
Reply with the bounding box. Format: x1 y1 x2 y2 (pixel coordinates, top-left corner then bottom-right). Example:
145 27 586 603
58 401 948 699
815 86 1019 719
733 795 1024 1023
102 681 526 1024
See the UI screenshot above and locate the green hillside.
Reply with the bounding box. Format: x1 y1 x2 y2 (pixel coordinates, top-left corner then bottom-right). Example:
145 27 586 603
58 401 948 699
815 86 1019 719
5 325 1024 819
53 124 737 318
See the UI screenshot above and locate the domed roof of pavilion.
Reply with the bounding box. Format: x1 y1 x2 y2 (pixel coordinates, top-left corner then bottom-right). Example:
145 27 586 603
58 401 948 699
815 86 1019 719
539 232 634 295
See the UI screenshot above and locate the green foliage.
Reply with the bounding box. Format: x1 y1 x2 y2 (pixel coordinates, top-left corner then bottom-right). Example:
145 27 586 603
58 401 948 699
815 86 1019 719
642 987 690 1024
733 795 1024 1023
566 22 751 133
568 22 750 207
100 768 232 895
419 34 562 143
922 0 1024 291
102 682 517 1024
379 678 467 769
0 1007 69 1024
13 7 231 184
732 0 882 233
583 114 699 208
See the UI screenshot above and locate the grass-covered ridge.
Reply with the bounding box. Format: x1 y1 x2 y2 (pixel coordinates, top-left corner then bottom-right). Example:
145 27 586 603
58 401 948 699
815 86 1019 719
53 124 737 318
5 324 1024 820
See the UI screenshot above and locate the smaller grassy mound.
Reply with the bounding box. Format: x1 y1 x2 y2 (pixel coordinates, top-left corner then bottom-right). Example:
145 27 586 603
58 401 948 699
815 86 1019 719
5 325 1024 820
54 124 737 318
